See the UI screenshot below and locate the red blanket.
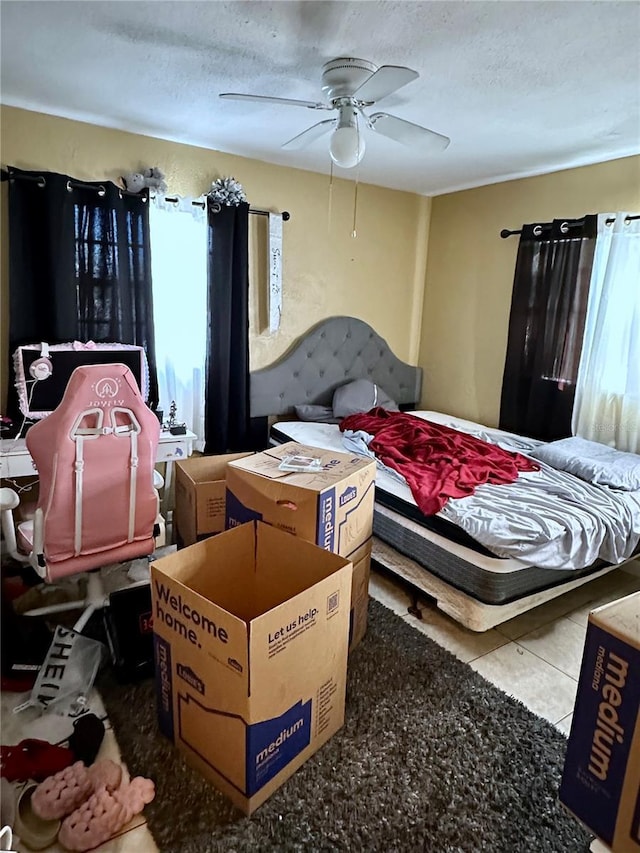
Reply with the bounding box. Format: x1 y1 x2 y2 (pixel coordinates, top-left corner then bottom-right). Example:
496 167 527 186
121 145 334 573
340 408 539 515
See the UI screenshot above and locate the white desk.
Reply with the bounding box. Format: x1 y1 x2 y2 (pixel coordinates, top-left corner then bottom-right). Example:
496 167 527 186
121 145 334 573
0 430 197 511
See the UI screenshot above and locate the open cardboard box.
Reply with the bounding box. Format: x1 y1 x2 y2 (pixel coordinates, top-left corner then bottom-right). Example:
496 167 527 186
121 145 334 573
173 452 253 546
151 520 352 814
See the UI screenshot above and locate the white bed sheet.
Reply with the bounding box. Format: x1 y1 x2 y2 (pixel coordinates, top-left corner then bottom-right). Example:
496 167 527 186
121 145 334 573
272 412 640 571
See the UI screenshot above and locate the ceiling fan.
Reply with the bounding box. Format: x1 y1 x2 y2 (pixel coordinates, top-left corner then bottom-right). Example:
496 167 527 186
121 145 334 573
220 57 450 169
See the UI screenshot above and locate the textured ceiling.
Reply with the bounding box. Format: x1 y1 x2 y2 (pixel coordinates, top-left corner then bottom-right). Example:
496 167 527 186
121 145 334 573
1 0 639 195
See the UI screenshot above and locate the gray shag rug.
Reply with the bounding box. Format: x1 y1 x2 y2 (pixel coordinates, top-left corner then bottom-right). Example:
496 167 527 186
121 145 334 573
98 599 592 853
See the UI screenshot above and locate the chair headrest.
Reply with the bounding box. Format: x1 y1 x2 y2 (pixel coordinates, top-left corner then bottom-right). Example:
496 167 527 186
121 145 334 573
62 363 145 409
26 363 160 457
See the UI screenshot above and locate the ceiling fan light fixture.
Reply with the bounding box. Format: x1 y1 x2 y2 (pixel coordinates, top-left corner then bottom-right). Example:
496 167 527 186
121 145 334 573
329 125 365 168
220 57 451 167
329 107 365 168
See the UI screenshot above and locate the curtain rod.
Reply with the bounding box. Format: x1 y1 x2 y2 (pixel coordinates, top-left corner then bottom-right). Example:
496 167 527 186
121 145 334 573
1 169 47 187
210 201 291 220
1 171 291 219
160 197 290 219
249 207 291 221
1 169 148 197
500 214 640 238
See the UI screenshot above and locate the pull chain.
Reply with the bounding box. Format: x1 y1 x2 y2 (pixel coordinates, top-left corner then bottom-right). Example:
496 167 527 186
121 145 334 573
351 121 362 238
327 160 334 233
352 168 359 239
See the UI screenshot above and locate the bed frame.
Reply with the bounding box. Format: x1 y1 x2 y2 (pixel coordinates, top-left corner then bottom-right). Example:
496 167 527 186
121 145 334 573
249 315 623 632
250 315 422 417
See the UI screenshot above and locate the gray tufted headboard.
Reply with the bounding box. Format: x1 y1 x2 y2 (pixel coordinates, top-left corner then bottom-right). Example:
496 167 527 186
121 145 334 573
250 316 423 418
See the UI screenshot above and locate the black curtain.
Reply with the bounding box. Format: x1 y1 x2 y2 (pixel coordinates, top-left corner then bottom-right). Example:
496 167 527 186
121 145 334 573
6 167 158 420
499 216 597 440
204 201 253 453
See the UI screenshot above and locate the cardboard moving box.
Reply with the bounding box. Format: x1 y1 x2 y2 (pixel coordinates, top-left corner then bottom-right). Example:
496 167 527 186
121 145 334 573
225 442 376 650
560 590 640 853
151 520 352 815
174 453 252 546
348 539 372 650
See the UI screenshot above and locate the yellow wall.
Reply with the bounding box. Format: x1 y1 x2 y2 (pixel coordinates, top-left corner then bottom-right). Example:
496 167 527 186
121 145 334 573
0 106 429 409
420 155 640 426
3 106 638 429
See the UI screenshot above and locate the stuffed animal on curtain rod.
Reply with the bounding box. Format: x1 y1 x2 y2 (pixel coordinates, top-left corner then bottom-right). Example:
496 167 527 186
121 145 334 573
121 166 168 195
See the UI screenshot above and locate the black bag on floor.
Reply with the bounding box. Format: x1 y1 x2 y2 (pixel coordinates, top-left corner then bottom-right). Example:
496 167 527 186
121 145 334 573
103 584 154 683
1 597 53 686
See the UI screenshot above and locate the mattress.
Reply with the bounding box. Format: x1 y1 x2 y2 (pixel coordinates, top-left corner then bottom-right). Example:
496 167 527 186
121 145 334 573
270 422 498 557
270 414 640 605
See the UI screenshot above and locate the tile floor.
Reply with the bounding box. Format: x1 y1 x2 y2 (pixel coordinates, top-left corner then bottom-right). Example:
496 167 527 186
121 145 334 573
368 558 640 733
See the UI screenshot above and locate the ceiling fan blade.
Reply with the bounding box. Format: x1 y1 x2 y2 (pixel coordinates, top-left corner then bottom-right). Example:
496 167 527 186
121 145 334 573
369 112 450 151
219 93 331 110
282 119 336 150
352 65 419 103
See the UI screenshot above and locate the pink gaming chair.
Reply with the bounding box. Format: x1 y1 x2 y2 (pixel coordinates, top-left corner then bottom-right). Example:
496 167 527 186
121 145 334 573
3 363 162 632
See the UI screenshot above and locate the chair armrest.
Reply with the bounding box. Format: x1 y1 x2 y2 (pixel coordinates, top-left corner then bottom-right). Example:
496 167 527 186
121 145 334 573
0 487 30 563
0 486 20 513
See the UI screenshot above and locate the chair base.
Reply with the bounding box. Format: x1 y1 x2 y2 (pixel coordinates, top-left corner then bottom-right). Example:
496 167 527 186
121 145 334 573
24 572 109 633
3 483 164 634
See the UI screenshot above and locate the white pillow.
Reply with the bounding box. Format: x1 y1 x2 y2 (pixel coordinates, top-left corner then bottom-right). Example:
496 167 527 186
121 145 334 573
530 436 640 491
332 379 399 419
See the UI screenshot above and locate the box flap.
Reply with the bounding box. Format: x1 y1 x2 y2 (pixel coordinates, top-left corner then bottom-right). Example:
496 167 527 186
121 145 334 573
591 590 640 647
250 522 351 616
177 452 253 486
151 525 260 623
228 442 374 490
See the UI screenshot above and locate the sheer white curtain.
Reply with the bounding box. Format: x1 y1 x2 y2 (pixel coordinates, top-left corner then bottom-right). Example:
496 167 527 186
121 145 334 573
573 212 640 452
150 195 207 450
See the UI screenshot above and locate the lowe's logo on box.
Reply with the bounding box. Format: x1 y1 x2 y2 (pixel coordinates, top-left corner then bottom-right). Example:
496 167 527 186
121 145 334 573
339 485 357 508
177 664 205 695
246 699 312 795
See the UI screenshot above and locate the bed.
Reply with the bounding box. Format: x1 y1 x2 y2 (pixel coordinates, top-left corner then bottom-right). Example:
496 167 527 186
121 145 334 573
250 316 640 631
